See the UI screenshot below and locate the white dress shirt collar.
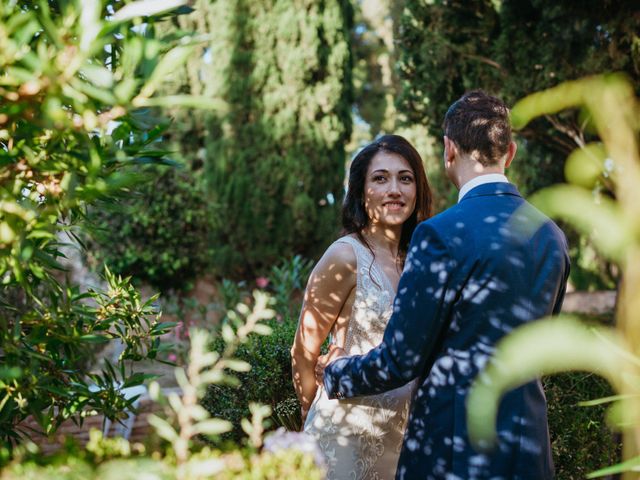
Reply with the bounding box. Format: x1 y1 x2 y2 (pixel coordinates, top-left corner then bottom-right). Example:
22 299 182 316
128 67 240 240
457 173 509 203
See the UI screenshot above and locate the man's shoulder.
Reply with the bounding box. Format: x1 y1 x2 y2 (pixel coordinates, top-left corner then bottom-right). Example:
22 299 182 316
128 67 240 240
421 202 471 231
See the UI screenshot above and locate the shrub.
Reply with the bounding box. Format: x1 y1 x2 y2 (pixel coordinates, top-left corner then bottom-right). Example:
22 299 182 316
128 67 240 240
87 168 214 292
0 294 324 478
0 0 215 447
268 255 314 320
202 318 301 440
543 372 621 479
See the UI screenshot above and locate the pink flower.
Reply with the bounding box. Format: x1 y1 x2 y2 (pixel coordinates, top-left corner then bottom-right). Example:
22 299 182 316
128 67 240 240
256 276 270 289
168 353 177 362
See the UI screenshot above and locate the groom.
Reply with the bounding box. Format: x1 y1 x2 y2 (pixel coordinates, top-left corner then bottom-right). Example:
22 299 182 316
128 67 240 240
317 91 569 479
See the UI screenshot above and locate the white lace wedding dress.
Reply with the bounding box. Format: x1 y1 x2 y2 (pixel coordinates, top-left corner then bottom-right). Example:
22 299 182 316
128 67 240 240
304 236 415 480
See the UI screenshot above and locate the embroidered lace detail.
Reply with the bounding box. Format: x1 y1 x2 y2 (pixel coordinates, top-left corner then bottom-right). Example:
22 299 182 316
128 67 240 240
304 236 415 480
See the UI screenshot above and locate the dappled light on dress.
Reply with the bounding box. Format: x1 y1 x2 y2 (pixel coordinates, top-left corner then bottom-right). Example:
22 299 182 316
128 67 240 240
304 236 415 480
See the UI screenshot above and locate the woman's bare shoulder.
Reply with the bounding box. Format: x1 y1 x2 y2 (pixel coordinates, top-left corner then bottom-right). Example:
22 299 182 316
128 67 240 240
308 239 357 288
319 239 357 271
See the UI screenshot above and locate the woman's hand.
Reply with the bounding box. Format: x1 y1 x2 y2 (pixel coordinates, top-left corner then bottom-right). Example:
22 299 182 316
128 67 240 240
314 344 347 386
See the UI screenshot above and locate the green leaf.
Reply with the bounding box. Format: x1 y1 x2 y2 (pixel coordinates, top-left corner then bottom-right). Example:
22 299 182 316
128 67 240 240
138 46 194 99
0 367 22 380
80 334 110 343
224 359 251 373
79 0 102 53
253 323 272 336
71 78 118 105
578 393 639 407
586 454 640 478
111 0 189 23
193 418 232 436
122 372 157 388
80 64 114 88
150 322 178 335
147 414 178 442
564 143 608 188
528 185 633 263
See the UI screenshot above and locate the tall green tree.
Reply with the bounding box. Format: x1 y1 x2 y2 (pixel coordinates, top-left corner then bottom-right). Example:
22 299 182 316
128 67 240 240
158 0 350 278
398 0 639 190
203 0 353 277
92 0 354 281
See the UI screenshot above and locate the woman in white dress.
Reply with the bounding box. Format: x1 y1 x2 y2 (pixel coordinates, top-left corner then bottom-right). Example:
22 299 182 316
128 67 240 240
290 135 432 479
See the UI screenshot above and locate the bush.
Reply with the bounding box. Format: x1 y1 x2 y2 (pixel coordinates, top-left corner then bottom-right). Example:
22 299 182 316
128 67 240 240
544 372 621 479
203 304 620 478
0 0 209 447
202 318 301 440
0 297 324 479
0 440 323 480
87 168 214 292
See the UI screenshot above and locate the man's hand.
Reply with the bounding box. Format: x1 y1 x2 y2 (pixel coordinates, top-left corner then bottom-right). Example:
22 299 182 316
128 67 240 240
314 344 347 386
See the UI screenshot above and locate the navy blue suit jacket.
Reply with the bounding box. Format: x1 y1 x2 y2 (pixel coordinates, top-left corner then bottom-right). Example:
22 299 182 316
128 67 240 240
324 183 569 480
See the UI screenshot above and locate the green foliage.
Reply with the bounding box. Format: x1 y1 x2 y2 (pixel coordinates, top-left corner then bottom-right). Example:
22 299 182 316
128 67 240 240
0 292 323 479
0 266 173 444
397 0 639 287
269 255 313 319
160 0 354 278
201 254 314 438
0 0 220 447
87 168 214 291
202 317 301 441
0 442 323 480
398 0 639 157
544 372 621 479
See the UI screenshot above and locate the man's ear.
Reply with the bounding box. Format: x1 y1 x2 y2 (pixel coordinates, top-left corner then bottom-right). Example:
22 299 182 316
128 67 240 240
444 136 457 165
504 140 517 168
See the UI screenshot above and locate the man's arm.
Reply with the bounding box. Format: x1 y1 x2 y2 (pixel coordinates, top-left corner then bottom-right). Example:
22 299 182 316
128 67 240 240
323 222 458 399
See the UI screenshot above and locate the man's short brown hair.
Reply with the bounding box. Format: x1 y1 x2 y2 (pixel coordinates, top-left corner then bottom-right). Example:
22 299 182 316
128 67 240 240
443 90 512 167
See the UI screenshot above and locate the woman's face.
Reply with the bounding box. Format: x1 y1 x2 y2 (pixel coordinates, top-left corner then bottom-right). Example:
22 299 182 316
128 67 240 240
363 151 417 228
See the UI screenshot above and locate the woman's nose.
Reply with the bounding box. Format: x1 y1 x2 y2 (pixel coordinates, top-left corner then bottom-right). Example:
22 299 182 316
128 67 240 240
388 177 401 195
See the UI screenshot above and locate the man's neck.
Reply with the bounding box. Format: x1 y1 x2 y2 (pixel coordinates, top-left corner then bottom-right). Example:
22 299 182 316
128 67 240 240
453 165 505 190
457 173 509 202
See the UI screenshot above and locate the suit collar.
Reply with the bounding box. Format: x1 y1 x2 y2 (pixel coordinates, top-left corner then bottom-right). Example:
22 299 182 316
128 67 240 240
458 182 522 202
458 174 508 202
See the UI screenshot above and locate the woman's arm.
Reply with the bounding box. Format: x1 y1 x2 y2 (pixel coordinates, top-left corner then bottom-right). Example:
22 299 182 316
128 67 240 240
290 242 357 423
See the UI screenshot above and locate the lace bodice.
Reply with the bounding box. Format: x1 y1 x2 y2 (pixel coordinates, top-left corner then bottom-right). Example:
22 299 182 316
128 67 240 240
337 236 396 355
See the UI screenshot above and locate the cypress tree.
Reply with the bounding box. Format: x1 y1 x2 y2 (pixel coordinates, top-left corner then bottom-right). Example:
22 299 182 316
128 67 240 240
202 0 354 276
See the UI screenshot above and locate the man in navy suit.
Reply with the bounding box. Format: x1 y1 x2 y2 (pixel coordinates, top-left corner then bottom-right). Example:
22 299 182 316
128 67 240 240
317 91 569 479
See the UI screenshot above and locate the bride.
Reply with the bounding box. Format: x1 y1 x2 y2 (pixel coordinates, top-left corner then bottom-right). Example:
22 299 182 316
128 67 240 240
291 134 432 479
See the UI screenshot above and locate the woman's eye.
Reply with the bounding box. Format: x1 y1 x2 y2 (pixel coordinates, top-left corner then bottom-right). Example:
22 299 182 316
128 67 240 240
401 176 414 182
373 175 386 182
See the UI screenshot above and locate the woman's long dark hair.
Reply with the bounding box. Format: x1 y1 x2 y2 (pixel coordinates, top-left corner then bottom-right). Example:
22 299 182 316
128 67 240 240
342 134 432 264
